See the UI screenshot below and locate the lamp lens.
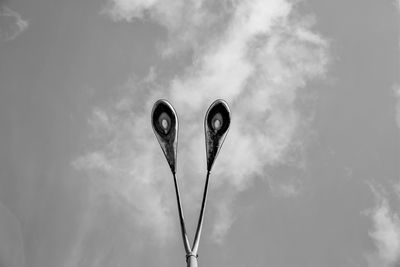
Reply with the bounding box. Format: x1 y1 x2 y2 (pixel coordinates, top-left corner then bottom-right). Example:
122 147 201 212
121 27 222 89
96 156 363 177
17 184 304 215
212 113 223 131
158 112 171 134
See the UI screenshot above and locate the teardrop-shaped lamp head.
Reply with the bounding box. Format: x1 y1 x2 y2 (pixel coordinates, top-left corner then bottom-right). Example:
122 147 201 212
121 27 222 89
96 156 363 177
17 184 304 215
205 99 231 172
151 99 178 174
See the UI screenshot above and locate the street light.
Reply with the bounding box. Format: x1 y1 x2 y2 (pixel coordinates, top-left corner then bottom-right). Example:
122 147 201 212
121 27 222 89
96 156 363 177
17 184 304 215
152 99 231 267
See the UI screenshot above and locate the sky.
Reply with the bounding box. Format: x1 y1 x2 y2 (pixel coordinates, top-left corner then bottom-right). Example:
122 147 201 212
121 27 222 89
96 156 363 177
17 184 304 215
0 0 399 267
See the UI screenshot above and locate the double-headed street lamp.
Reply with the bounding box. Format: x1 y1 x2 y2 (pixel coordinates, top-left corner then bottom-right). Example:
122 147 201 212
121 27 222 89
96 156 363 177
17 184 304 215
151 99 231 267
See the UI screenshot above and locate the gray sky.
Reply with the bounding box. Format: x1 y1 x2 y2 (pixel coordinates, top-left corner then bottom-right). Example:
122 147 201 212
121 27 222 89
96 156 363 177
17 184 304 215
0 0 399 267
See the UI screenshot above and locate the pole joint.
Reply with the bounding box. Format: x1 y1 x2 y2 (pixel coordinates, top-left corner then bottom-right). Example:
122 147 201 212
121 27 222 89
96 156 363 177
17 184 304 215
186 252 198 261
186 252 198 267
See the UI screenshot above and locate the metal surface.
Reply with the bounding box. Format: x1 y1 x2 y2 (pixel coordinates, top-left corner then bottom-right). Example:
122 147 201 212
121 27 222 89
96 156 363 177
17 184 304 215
186 254 198 267
173 173 191 255
151 99 178 174
191 170 210 255
151 99 231 267
204 99 231 172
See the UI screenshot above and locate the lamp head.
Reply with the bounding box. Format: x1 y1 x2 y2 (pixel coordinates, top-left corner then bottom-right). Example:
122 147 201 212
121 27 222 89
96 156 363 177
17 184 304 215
151 99 179 174
204 100 231 172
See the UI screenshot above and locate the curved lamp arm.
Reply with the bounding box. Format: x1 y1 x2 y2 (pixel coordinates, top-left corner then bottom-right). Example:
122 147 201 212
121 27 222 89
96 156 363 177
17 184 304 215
191 171 211 255
173 173 191 254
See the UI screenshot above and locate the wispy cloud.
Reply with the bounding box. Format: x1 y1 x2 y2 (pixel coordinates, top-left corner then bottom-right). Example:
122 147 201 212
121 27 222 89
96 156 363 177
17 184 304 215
366 26 400 265
0 6 28 42
103 0 225 57
366 185 400 267
395 0 400 11
75 0 330 249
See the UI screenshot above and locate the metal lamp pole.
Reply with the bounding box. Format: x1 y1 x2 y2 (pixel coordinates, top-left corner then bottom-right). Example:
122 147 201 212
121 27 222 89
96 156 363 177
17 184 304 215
151 99 231 267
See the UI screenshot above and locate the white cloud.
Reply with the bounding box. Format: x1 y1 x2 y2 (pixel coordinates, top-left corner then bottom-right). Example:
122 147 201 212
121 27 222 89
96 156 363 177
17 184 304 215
73 90 176 242
76 0 330 247
395 0 400 11
366 186 400 267
0 6 28 42
104 0 219 56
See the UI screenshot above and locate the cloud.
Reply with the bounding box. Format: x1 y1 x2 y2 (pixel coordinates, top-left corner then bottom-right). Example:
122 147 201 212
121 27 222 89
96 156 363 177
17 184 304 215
73 94 176 242
0 6 28 42
103 0 218 56
395 0 400 11
75 0 330 248
366 186 400 267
